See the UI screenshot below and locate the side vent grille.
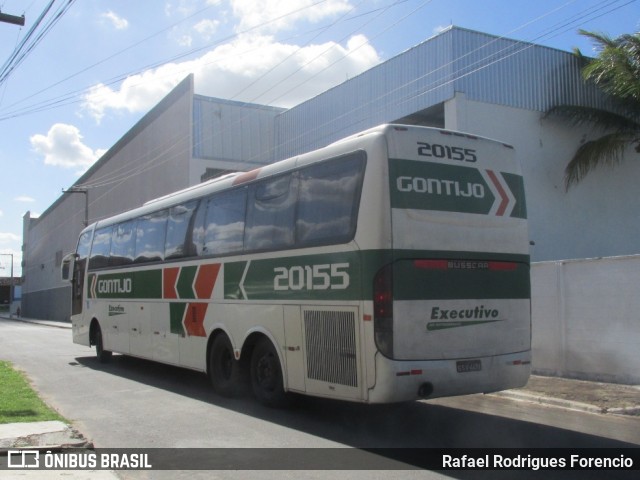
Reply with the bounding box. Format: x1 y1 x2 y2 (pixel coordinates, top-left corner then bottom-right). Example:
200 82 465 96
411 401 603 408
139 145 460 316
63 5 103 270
304 310 358 387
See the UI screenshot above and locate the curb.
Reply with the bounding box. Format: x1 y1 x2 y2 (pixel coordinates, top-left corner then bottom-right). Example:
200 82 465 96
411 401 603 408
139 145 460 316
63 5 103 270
0 315 71 329
0 422 92 451
493 390 605 415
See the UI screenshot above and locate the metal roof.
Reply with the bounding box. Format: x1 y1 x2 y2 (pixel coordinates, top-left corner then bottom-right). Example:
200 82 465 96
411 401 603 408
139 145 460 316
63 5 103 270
274 26 610 160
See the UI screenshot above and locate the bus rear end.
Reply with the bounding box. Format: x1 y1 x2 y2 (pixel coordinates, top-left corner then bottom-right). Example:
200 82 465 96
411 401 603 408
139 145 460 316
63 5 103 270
370 126 530 403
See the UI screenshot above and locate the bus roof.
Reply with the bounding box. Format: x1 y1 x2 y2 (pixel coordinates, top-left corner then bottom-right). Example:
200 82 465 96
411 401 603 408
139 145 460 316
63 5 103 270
82 124 512 233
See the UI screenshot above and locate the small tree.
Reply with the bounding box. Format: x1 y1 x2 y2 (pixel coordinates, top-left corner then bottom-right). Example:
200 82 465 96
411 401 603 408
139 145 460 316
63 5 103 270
545 30 640 189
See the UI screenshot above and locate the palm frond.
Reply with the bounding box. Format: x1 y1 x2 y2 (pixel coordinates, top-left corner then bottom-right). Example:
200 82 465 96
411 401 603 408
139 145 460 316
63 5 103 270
580 31 640 103
564 132 633 189
577 30 617 50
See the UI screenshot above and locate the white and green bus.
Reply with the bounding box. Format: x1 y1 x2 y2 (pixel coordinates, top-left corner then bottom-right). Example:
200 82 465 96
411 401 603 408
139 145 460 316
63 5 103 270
62 124 531 406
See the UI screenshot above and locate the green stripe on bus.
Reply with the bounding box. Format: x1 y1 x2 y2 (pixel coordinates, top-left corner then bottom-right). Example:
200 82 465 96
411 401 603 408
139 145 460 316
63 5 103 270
176 266 197 299
392 259 530 301
170 303 186 335
427 320 502 331
88 270 162 299
389 159 494 214
502 172 527 219
389 158 527 219
87 249 529 302
223 252 363 301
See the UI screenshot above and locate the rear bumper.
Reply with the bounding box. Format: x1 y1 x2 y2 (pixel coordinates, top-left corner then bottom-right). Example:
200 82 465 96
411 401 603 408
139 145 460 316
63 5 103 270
367 350 531 403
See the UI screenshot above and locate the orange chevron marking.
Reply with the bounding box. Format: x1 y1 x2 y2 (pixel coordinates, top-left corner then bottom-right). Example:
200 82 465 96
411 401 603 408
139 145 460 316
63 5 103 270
163 267 180 299
184 303 208 337
195 263 220 299
487 170 509 216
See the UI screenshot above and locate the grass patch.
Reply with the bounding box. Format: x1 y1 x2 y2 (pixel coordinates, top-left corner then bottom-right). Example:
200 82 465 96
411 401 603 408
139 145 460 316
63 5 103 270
0 360 67 424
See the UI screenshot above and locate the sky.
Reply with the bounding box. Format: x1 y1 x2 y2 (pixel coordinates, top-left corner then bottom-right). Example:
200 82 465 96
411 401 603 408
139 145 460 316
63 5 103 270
0 0 638 276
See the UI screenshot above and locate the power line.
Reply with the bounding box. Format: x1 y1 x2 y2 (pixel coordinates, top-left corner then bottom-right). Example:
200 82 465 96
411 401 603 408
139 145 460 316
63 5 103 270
67 0 637 195
17 0 640 251
0 0 334 119
0 0 76 86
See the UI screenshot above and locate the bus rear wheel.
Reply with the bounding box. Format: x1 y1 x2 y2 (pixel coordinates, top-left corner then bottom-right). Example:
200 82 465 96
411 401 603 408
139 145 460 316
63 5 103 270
250 337 291 408
93 323 112 364
209 334 246 397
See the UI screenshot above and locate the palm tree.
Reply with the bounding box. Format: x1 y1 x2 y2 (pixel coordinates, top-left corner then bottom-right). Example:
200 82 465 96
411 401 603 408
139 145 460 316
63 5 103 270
545 30 640 189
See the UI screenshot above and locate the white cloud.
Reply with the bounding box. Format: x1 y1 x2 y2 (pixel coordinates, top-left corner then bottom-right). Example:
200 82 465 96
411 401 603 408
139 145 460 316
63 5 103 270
230 0 352 33
82 33 380 120
194 18 221 40
0 233 20 243
14 196 35 203
166 0 221 18
30 124 105 173
102 11 129 30
433 25 450 35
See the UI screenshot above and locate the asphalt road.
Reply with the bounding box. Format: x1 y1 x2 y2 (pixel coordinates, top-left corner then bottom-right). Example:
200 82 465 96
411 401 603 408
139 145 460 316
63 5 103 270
1 319 638 480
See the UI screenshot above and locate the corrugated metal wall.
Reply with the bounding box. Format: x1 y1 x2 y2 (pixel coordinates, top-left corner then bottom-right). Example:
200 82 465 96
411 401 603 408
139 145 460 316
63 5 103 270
193 96 284 165
275 30 456 160
450 28 609 112
275 27 610 160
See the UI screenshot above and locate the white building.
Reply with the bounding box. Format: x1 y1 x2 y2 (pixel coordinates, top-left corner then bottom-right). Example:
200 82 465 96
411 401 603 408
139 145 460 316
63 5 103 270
22 27 638 321
22 77 284 320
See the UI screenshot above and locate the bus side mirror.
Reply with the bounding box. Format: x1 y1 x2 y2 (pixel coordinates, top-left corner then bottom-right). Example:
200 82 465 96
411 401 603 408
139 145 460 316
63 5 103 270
61 253 76 282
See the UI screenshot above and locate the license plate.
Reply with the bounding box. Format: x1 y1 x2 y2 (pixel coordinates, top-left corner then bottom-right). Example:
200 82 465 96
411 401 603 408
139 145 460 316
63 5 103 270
456 359 482 373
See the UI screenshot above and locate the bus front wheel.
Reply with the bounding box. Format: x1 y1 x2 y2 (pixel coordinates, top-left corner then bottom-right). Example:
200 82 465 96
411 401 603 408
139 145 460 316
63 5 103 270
93 323 112 364
250 337 291 408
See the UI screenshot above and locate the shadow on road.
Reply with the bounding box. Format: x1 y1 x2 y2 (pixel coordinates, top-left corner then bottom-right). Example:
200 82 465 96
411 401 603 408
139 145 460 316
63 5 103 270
75 354 637 479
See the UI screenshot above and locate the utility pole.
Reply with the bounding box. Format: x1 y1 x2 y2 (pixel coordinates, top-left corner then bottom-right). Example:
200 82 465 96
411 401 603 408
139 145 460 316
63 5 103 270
0 11 25 26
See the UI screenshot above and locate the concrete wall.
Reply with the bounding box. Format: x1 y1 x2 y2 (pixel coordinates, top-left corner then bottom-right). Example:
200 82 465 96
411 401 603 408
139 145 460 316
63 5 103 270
445 93 640 262
531 255 640 384
22 77 194 321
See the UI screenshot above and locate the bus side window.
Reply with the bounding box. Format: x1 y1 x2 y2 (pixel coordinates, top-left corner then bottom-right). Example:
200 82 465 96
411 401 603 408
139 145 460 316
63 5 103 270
245 174 297 251
296 153 365 246
110 221 136 267
88 227 113 270
135 211 168 263
203 189 246 256
77 231 92 259
73 231 92 296
166 200 199 260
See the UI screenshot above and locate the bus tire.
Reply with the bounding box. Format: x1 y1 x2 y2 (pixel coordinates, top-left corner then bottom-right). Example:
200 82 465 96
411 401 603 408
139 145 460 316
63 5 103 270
209 334 245 397
94 323 112 364
250 337 291 408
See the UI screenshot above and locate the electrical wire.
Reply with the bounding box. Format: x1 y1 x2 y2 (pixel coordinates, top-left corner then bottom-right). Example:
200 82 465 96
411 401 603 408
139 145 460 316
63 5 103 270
73 0 638 188
61 0 636 196
0 0 75 86
19 0 639 253
0 0 333 119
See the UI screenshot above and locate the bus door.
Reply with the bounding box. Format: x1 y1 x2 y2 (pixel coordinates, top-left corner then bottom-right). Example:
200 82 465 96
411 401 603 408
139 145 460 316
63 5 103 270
72 230 92 316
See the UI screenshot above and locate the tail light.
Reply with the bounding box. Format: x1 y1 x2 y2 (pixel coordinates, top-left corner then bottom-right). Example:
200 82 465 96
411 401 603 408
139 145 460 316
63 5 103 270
374 264 394 358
